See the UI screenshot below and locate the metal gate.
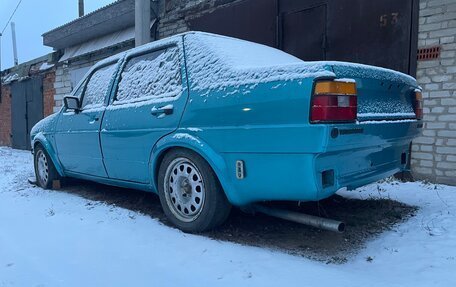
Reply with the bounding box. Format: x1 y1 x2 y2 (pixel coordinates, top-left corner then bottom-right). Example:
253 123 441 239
188 0 418 76
280 4 327 61
188 0 277 47
11 77 43 150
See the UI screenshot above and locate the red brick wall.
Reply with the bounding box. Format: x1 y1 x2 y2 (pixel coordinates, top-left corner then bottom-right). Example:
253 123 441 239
43 71 56 117
0 85 11 146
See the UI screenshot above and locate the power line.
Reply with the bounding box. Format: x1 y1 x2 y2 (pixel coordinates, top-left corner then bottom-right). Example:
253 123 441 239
1 0 23 34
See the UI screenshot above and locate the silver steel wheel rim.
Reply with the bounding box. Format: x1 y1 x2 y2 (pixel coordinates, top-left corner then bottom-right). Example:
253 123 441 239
164 157 206 223
36 150 49 185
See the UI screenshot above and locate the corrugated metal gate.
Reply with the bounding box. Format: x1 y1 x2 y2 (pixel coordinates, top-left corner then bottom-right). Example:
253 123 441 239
188 0 277 47
11 77 43 150
188 0 418 76
280 4 327 61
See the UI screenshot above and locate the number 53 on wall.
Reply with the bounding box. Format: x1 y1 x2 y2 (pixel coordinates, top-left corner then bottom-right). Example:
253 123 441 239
380 12 399 27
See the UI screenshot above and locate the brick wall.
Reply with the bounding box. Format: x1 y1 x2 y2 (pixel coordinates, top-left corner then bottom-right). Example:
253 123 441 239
43 71 56 116
53 65 73 112
158 0 239 38
412 0 456 185
0 85 11 146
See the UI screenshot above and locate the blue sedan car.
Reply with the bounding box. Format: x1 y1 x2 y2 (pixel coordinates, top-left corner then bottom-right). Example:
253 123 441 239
31 32 422 232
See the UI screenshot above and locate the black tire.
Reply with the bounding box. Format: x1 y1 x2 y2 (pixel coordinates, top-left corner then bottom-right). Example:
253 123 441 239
158 148 231 232
34 145 60 189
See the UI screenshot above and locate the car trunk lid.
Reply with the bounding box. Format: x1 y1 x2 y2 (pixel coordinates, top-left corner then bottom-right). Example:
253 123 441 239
328 61 418 122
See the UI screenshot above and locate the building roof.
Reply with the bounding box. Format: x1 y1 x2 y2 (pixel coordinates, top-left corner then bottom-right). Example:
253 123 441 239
59 25 135 62
43 0 159 49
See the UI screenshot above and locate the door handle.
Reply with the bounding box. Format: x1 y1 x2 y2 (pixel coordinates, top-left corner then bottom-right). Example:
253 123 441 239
151 105 173 117
88 116 99 124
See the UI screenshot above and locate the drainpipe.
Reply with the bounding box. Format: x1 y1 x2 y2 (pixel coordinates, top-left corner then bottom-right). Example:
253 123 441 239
135 0 151 47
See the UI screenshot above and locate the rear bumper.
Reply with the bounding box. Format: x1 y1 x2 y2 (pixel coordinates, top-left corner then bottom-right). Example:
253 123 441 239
339 161 402 191
215 121 420 206
221 141 409 206
314 142 410 200
314 120 420 199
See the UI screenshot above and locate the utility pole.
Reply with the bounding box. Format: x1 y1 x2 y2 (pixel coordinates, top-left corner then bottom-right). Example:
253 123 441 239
11 22 18 66
135 0 150 47
78 0 85 17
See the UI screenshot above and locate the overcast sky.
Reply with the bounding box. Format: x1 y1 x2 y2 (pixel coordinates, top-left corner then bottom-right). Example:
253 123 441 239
1 0 115 70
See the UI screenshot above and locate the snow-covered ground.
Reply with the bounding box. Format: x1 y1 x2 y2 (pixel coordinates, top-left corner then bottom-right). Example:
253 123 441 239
0 147 455 287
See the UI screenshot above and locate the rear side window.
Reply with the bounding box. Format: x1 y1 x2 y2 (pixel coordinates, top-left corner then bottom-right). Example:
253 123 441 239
82 63 117 109
114 46 181 104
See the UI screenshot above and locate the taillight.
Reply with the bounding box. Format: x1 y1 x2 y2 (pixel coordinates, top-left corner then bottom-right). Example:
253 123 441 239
414 90 423 120
310 80 357 123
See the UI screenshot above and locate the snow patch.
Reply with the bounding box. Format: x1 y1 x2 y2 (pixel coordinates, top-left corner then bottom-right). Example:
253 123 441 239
335 78 356 83
39 62 54 71
185 127 203 132
31 112 59 136
358 112 417 119
1 72 20 84
358 100 416 117
358 119 418 124
172 133 202 144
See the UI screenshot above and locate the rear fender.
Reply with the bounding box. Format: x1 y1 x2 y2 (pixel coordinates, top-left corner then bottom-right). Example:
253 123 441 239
32 133 65 177
149 132 238 205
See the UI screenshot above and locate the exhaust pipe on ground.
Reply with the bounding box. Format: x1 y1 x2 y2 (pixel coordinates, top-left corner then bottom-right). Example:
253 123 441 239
253 204 346 233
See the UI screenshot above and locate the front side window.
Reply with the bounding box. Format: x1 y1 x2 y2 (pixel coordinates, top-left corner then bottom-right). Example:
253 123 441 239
115 47 181 104
72 79 86 99
82 63 117 109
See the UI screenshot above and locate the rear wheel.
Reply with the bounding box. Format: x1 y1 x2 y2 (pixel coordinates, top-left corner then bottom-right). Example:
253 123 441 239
158 149 231 232
34 145 59 189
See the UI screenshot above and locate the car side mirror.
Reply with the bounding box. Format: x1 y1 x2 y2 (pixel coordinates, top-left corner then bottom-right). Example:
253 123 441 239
63 96 80 112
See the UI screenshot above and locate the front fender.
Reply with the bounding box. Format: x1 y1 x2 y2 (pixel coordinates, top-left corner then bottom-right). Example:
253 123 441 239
32 133 65 177
149 132 239 205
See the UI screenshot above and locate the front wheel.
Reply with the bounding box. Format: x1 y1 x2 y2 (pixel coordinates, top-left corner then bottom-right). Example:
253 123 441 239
158 149 231 232
34 145 60 189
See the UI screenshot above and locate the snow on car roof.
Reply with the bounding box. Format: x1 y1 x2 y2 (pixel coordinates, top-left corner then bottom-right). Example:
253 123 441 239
183 32 335 92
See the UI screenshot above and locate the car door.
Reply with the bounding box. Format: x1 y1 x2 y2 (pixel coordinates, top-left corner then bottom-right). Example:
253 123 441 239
54 62 119 177
101 42 188 183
